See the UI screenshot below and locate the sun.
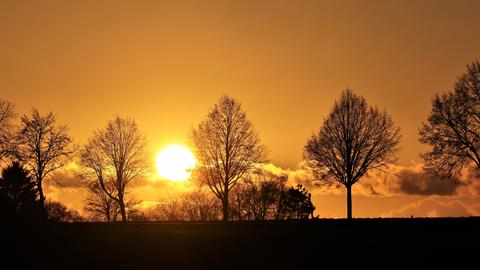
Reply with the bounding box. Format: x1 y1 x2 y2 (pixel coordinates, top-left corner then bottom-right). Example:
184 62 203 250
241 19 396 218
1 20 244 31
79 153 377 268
156 145 196 182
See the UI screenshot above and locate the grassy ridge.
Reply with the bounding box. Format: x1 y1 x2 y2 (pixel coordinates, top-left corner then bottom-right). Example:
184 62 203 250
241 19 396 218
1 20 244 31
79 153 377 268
4 218 478 269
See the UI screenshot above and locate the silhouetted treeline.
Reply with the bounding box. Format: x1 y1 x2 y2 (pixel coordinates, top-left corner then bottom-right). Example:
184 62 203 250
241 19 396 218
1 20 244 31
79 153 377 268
0 162 83 222
230 172 315 220
123 173 315 222
0 104 73 222
0 59 479 222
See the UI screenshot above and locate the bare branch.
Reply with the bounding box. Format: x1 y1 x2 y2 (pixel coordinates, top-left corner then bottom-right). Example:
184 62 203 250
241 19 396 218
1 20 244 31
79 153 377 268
419 60 480 177
0 99 16 164
304 89 400 218
79 116 147 222
191 95 267 221
16 108 73 212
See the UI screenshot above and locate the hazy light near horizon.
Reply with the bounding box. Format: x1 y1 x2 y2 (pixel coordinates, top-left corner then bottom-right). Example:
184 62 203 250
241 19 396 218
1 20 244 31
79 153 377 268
156 145 196 182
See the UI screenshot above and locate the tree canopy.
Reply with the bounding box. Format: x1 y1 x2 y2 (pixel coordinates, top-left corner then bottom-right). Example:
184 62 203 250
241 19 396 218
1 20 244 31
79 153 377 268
419 60 480 177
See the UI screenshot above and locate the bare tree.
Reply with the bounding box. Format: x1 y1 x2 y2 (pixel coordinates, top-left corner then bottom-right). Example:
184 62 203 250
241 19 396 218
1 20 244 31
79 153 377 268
191 95 267 221
156 196 184 221
181 189 220 221
230 171 287 221
80 116 147 222
149 190 220 221
84 181 120 222
0 99 16 164
419 60 480 177
45 200 84 222
16 109 73 213
128 207 151 222
304 89 400 219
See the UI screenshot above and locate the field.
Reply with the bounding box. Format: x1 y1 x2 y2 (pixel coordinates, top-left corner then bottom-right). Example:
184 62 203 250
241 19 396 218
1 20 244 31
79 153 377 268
4 218 478 269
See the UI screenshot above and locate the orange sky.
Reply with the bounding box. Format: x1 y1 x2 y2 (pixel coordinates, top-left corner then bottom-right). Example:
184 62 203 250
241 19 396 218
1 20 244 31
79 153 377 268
1 0 480 218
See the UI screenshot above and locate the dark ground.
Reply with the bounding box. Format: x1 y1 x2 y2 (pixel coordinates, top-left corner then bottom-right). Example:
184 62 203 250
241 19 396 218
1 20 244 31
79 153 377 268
3 218 478 270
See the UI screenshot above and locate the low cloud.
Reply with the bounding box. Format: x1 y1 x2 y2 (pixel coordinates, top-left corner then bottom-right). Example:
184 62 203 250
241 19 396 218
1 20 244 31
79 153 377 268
258 163 336 193
395 170 458 196
261 162 480 197
48 164 84 188
358 164 461 196
44 182 87 214
47 161 479 200
385 197 480 218
40 161 480 218
134 200 162 210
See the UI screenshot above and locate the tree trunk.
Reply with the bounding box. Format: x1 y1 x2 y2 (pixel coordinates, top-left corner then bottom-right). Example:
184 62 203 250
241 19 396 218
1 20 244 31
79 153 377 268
222 194 229 222
37 182 46 219
118 196 127 222
346 184 352 219
106 208 111 222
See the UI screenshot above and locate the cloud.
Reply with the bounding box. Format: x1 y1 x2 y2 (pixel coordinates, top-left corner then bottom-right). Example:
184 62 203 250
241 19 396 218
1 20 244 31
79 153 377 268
261 162 480 197
130 175 170 188
44 182 88 214
395 170 458 196
49 171 84 188
358 164 461 196
134 200 161 210
453 168 480 197
40 160 480 218
47 162 84 188
365 164 480 197
259 163 336 193
385 197 480 218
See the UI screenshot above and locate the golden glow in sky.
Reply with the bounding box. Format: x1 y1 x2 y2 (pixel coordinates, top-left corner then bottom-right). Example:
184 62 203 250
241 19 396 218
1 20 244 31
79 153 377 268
156 145 196 182
1 0 479 218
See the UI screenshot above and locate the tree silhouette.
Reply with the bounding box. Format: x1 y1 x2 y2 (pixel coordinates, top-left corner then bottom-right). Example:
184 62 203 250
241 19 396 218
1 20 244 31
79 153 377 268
16 109 73 215
191 95 267 221
141 190 220 221
80 116 147 222
181 189 220 221
127 207 151 222
84 181 120 222
230 171 287 221
277 184 315 220
45 200 83 222
0 99 16 164
156 196 184 221
304 89 400 219
0 162 41 221
419 60 480 177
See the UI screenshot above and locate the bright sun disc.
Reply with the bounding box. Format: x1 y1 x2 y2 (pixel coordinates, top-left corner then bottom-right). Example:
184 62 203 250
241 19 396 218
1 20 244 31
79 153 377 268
156 145 196 182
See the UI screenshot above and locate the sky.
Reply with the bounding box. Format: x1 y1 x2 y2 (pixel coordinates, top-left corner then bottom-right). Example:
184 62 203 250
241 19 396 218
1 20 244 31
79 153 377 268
1 0 480 218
